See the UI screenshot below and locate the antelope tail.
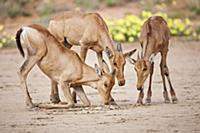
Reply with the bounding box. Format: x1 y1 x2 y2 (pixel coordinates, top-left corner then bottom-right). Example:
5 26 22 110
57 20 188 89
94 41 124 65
15 28 24 57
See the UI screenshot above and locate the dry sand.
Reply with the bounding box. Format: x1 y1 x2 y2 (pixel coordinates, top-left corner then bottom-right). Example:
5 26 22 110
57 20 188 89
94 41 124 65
0 39 200 133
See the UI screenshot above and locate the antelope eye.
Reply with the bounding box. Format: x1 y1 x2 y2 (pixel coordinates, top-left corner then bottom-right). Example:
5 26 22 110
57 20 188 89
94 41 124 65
113 62 117 66
143 68 147 71
104 83 108 87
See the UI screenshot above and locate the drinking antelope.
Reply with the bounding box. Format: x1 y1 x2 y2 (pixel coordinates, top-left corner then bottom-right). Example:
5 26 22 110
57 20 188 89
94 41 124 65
16 24 116 108
129 16 178 105
48 10 136 103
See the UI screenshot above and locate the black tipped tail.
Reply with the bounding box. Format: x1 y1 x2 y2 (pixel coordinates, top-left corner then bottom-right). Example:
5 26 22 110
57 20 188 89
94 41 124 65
15 28 24 57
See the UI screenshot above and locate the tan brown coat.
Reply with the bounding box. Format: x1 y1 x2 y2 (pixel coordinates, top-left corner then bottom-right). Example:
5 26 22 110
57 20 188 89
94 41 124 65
129 16 178 105
16 24 116 108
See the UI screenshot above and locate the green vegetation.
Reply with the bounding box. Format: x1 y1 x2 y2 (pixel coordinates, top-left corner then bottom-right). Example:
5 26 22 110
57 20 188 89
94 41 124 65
75 0 99 10
74 0 130 9
0 36 15 48
36 1 55 16
184 0 200 15
0 24 15 48
106 11 198 42
0 0 31 18
103 0 122 7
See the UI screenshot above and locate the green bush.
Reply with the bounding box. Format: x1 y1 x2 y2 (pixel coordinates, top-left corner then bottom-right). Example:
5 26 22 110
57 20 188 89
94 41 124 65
75 0 99 10
0 0 31 18
7 4 21 18
104 0 120 7
0 24 15 48
0 36 15 48
106 11 198 42
36 1 55 16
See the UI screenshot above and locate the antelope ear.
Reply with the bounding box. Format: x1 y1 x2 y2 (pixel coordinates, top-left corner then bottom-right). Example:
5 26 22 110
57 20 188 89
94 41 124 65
128 57 136 65
102 60 110 73
149 54 155 64
94 64 102 77
105 46 113 59
116 42 122 52
124 49 137 58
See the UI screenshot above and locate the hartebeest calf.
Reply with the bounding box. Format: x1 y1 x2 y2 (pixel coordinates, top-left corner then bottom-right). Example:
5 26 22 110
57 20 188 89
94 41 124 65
16 24 116 108
129 16 178 105
48 11 136 103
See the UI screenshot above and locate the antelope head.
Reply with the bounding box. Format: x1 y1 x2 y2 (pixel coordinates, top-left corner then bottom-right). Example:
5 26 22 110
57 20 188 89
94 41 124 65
128 52 155 91
95 60 116 105
105 42 136 86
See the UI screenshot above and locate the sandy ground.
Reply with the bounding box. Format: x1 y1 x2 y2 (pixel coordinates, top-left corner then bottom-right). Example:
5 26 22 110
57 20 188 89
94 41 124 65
0 39 200 133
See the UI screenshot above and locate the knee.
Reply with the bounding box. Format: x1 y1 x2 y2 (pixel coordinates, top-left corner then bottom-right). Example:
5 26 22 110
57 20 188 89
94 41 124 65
163 65 169 76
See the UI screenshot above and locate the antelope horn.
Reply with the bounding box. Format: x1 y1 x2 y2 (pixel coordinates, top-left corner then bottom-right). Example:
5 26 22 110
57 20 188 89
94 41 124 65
116 42 122 52
137 51 140 59
141 51 144 58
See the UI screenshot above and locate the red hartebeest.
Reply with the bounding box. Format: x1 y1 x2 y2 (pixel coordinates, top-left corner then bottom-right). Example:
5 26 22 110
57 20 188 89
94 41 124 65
129 16 178 105
48 11 136 103
16 24 116 108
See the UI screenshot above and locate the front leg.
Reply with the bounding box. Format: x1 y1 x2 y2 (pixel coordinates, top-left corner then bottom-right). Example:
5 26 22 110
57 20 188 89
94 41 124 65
60 82 75 108
73 86 91 107
50 80 61 104
136 90 144 106
146 62 154 105
109 95 117 105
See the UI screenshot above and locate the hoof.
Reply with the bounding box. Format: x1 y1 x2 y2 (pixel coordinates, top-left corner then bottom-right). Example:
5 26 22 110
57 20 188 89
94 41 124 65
110 101 118 105
172 96 178 104
163 91 170 103
50 94 61 104
83 103 91 107
135 103 143 106
26 103 37 109
164 98 170 103
145 98 151 105
135 101 143 106
66 103 75 108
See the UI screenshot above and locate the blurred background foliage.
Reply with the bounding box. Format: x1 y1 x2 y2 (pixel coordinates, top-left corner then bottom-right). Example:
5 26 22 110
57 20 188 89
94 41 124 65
0 0 199 48
106 11 198 42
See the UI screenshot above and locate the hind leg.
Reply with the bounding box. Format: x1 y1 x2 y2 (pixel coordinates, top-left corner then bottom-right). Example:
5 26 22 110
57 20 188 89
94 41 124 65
71 40 89 103
160 58 170 103
161 52 178 103
18 56 40 108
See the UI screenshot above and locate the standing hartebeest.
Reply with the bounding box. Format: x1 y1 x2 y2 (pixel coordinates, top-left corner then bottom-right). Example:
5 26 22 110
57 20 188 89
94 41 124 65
48 10 136 103
15 24 116 108
128 16 178 105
